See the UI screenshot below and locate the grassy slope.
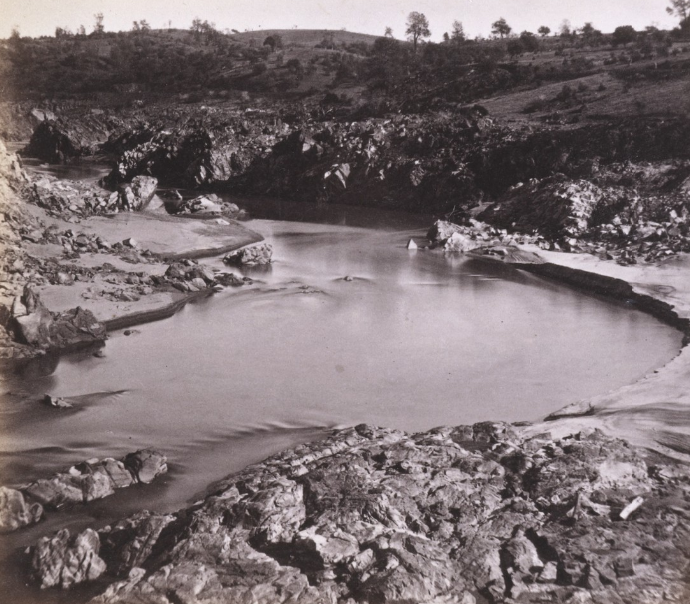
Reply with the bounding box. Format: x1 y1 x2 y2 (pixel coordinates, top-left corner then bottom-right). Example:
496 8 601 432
228 29 380 46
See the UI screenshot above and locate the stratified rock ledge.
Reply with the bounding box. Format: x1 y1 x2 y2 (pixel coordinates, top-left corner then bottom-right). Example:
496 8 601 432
29 423 689 603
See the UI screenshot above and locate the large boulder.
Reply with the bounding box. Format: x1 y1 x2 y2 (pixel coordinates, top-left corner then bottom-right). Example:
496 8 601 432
11 285 53 347
0 487 43 533
31 528 106 589
443 231 482 252
174 194 224 215
117 176 158 211
10 285 106 351
223 242 273 266
49 306 108 350
427 220 463 244
122 449 168 484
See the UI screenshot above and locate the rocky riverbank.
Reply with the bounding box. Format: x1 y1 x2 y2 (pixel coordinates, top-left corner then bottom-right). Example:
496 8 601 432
0 139 266 360
21 423 690 604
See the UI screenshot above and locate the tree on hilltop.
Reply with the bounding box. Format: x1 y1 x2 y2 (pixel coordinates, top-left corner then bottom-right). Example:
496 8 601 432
132 20 151 32
190 18 219 44
384 26 393 38
451 20 465 42
538 26 551 37
93 13 105 35
406 12 431 53
492 18 511 39
519 31 540 52
612 25 637 46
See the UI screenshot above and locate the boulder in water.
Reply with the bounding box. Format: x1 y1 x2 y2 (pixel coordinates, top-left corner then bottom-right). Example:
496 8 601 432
224 242 273 266
0 487 43 533
123 449 168 484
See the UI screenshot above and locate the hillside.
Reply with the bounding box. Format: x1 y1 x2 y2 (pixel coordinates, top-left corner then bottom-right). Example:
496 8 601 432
1 25 689 113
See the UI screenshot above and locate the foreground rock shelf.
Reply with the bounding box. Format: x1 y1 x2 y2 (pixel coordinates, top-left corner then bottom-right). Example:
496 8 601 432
27 423 690 604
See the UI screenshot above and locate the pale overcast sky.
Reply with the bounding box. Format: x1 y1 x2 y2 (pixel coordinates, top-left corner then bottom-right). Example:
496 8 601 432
1 0 680 40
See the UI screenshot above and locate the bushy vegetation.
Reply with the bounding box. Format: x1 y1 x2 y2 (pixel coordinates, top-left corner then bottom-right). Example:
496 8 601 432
1 11 689 106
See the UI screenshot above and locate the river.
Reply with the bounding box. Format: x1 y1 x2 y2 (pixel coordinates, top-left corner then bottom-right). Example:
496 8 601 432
0 164 684 603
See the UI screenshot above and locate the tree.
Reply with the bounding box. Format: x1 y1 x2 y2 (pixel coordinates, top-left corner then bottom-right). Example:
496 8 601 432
191 18 218 44
507 39 524 57
93 13 105 34
579 22 602 45
491 18 511 39
560 20 572 37
667 0 690 22
538 26 551 37
384 26 393 38
581 22 595 37
519 31 540 52
77 25 86 36
263 34 283 51
191 18 204 40
612 25 637 46
406 12 431 53
451 20 465 42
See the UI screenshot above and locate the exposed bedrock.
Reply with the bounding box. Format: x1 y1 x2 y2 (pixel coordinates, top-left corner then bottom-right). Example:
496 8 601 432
101 120 283 189
26 423 690 603
97 113 690 225
22 112 134 163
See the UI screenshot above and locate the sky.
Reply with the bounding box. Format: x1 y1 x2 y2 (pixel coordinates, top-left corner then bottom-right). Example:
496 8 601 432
1 0 680 41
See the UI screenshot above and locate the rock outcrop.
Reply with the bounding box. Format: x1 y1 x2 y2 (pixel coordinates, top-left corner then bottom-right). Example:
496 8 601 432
30 174 159 217
24 120 89 163
426 219 537 251
23 449 167 509
26 424 690 603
